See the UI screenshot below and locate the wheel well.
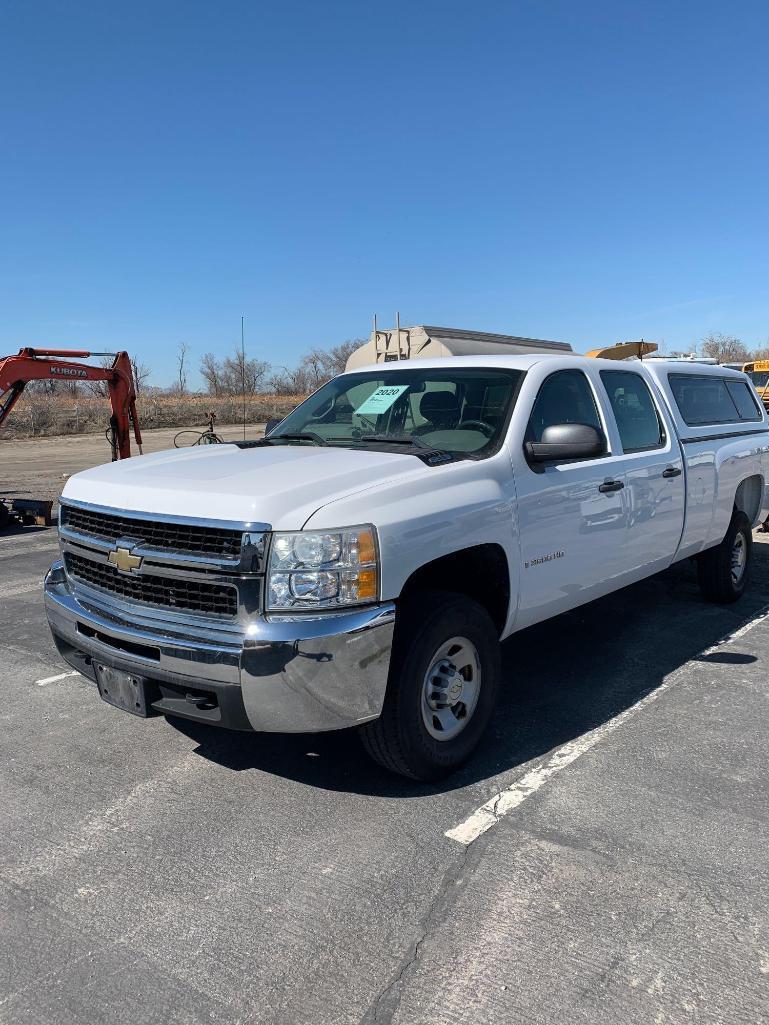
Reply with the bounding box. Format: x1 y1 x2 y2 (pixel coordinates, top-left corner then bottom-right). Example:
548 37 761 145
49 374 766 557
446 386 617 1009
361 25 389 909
734 474 763 526
399 544 511 635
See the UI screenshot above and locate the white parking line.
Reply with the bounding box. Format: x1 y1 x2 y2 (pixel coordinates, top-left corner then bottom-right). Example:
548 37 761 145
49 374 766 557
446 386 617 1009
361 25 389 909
36 671 81 687
445 603 769 846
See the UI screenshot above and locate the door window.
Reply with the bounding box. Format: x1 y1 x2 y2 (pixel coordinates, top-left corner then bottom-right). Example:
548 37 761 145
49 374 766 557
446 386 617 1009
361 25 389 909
600 370 665 452
526 370 603 448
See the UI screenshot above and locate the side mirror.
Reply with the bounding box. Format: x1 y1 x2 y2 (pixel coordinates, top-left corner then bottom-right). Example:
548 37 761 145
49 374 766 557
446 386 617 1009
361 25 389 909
265 416 283 435
525 423 606 463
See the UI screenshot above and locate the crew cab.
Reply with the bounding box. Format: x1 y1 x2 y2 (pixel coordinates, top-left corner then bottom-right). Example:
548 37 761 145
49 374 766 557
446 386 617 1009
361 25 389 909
44 355 769 779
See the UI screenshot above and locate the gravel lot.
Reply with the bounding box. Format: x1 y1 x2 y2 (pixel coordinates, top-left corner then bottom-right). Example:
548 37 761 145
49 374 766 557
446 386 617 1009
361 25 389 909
1 517 769 1023
0 423 262 506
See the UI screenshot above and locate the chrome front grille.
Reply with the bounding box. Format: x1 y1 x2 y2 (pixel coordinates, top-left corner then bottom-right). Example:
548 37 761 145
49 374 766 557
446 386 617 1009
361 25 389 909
61 505 243 560
65 552 239 618
59 501 269 622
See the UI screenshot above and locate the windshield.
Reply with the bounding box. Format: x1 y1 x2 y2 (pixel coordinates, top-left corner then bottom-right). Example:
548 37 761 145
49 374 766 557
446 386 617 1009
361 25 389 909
268 367 524 458
749 371 769 388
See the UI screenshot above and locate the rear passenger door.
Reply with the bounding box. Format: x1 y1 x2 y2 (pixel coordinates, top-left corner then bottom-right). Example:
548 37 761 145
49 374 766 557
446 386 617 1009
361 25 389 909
599 369 685 575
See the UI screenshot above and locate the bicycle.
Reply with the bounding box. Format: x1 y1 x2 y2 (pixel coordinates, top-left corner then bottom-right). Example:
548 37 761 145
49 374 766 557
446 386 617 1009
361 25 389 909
174 411 224 448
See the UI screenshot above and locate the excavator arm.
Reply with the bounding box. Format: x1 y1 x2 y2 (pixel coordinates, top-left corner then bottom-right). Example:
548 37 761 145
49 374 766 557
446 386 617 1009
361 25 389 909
0 348 143 459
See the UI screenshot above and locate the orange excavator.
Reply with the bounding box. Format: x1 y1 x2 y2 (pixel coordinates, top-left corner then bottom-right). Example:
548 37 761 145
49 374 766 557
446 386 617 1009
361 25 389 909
0 348 143 526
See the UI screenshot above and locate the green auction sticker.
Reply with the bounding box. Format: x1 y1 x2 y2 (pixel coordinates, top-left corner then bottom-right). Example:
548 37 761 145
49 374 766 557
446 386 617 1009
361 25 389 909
355 384 409 416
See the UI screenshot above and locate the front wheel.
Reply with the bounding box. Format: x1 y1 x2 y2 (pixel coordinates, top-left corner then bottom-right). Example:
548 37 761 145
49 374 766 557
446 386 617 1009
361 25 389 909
697 509 752 604
359 591 500 780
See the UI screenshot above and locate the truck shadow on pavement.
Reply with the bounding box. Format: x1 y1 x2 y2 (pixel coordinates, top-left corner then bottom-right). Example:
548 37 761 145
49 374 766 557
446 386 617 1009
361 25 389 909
170 546 769 798
0 523 52 538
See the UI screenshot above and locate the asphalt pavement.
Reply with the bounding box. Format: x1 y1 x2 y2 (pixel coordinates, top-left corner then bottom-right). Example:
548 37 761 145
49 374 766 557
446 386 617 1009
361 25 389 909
2 527 768 1024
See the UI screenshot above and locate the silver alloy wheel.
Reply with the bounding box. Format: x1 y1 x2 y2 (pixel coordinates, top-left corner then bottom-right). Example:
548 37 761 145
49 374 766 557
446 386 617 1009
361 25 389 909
420 635 482 741
731 531 747 585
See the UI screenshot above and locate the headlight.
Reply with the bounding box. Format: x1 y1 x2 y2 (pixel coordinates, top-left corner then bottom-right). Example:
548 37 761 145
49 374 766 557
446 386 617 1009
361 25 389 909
267 525 379 610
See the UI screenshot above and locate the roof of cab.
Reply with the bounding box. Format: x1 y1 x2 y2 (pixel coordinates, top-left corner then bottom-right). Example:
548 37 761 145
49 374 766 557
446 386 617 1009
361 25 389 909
339 353 557 375
341 352 753 380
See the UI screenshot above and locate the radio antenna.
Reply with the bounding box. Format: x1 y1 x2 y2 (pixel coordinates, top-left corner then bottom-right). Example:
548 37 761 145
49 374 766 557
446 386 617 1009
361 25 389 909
241 315 247 441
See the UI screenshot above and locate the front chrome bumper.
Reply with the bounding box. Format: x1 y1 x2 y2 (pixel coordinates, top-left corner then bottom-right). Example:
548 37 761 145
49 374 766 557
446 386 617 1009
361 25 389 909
44 561 396 732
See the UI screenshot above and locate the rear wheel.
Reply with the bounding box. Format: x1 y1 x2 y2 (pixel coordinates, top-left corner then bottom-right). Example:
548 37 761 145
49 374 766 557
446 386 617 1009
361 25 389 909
697 509 752 604
360 591 500 780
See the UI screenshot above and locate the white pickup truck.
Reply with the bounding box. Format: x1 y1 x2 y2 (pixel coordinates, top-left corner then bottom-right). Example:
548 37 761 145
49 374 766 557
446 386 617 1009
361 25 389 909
45 355 769 779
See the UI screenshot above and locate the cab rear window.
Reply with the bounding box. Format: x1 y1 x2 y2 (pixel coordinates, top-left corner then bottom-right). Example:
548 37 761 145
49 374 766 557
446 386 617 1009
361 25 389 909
668 374 761 426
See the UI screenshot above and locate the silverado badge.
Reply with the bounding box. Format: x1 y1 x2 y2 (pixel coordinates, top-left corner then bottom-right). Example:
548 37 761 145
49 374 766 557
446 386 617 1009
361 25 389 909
524 550 565 570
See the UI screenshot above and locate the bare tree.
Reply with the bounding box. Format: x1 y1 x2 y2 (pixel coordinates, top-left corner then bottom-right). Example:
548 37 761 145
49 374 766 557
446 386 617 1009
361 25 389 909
269 368 308 395
269 358 321 396
37 378 60 397
749 345 769 362
324 339 361 375
199 349 270 396
61 376 81 398
176 342 189 396
84 357 113 398
225 349 270 396
701 333 749 363
130 356 151 395
301 349 327 389
26 376 77 398
268 339 364 395
200 353 223 396
307 340 362 383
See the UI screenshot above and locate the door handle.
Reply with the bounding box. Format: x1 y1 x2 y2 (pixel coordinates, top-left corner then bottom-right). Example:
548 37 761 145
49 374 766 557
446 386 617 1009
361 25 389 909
662 466 682 478
598 479 624 493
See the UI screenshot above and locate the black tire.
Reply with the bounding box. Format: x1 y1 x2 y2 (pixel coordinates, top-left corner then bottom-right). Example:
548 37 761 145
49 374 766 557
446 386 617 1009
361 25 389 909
360 591 500 781
697 509 752 604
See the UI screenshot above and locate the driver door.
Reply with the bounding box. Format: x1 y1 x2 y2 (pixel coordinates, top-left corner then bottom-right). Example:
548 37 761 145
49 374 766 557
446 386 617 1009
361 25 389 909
512 368 629 631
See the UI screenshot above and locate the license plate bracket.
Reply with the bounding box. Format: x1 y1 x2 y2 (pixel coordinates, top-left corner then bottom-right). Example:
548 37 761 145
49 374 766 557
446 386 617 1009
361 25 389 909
94 663 152 717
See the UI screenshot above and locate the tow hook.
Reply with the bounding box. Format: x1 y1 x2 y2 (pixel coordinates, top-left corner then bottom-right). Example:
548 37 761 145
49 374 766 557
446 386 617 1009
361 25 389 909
185 691 216 710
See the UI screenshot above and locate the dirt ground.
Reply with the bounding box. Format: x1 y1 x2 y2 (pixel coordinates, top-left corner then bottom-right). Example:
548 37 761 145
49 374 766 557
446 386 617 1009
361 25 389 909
0 423 265 508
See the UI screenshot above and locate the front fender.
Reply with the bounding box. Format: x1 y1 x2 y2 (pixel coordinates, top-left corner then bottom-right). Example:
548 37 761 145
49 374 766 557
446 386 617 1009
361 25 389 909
303 455 521 636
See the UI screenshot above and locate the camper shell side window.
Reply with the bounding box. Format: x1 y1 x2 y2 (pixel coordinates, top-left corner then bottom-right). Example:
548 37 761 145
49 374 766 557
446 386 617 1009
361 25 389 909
668 374 761 427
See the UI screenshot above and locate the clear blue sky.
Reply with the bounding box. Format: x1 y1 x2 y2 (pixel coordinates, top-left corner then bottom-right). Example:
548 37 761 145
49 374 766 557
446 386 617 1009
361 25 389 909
1 0 767 386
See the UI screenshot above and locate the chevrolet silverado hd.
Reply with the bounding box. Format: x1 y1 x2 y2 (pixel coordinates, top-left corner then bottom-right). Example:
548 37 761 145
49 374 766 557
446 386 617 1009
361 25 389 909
45 355 769 779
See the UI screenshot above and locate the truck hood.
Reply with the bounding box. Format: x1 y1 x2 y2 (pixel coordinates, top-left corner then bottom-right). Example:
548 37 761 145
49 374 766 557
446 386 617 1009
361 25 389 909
61 443 426 529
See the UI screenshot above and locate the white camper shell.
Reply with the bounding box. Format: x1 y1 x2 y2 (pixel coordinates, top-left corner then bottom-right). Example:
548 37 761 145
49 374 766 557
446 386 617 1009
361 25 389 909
345 324 572 371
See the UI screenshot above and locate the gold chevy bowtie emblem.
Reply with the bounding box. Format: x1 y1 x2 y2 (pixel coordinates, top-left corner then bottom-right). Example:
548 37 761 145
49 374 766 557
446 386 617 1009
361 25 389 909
108 546 142 573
